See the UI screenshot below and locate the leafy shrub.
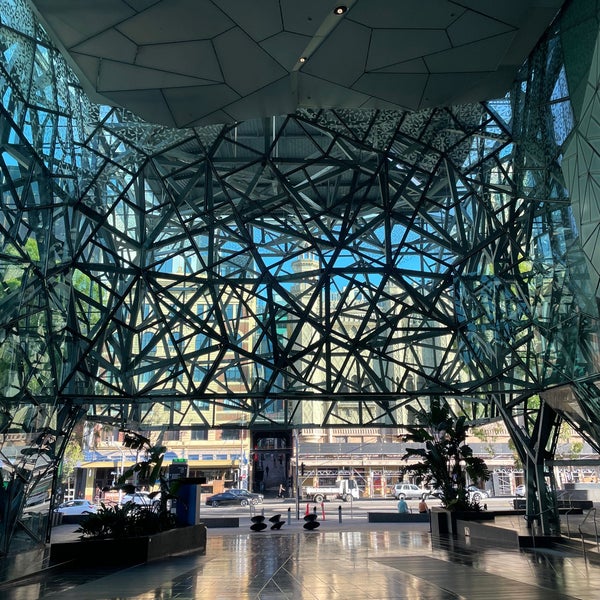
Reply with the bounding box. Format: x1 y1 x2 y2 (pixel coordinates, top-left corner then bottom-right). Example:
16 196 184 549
76 500 176 539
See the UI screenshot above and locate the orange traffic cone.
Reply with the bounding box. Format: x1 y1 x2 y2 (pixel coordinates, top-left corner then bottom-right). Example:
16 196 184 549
305 503 310 516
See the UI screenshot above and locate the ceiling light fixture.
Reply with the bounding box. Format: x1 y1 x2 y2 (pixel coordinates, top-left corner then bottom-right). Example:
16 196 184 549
334 6 347 15
299 57 307 63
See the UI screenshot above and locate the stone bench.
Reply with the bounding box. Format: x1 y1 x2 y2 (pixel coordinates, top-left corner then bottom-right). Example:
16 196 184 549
367 512 430 523
200 517 240 528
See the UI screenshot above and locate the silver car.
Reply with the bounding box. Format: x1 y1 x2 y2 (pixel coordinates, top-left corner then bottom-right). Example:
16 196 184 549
121 491 160 507
393 483 425 500
54 499 97 515
466 485 489 502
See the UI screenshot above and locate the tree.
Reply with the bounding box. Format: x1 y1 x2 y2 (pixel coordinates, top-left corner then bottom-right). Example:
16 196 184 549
61 439 84 498
401 399 490 511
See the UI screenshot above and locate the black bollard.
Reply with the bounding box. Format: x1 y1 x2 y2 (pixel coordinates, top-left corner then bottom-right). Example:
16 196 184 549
338 505 342 524
287 506 291 525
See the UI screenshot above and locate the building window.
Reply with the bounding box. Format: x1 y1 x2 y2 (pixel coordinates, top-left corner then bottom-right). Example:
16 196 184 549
224 304 236 321
163 430 180 441
221 429 240 440
226 367 242 382
191 429 208 441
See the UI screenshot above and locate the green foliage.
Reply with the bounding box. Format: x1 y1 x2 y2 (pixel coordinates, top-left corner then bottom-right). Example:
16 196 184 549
60 439 83 485
77 434 179 539
118 441 179 517
402 399 490 511
571 440 583 457
75 501 176 540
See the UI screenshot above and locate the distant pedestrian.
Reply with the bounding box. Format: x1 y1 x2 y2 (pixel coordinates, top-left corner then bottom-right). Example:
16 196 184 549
278 483 285 498
397 498 409 513
418 497 428 513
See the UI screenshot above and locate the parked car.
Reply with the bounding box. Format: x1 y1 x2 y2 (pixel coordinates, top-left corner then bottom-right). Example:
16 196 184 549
226 489 264 504
426 487 443 499
393 483 426 500
121 491 160 507
54 499 97 515
426 486 489 502
466 485 489 502
515 484 526 497
206 491 253 507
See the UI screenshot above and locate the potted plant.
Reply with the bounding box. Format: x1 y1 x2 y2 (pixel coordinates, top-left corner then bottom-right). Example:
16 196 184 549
401 399 491 535
50 432 206 564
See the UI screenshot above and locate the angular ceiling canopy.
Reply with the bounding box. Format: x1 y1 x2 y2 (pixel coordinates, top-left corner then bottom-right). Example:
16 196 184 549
28 0 566 128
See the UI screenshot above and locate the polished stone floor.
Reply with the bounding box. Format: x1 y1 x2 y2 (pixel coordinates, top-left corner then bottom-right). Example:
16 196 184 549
4 519 600 600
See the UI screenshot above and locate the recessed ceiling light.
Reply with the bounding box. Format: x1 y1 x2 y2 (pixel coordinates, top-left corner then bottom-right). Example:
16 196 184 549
334 6 347 15
299 57 307 63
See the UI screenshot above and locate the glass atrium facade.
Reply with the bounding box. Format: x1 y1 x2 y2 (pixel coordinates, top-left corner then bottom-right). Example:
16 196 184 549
1 0 600 555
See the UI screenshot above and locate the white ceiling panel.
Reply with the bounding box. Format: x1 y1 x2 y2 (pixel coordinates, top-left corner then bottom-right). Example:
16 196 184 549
213 28 288 96
349 0 462 29
280 1 334 36
116 0 233 44
221 77 298 124
447 11 514 47
298 74 373 109
30 0 135 47
367 30 451 71
135 41 222 81
352 73 429 109
29 0 569 127
95 60 204 92
303 20 370 87
424 33 517 74
71 30 138 64
213 0 283 42
163 83 241 127
260 32 312 72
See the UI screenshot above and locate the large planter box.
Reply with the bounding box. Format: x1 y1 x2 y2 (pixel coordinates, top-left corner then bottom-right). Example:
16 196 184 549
430 507 494 537
50 524 206 565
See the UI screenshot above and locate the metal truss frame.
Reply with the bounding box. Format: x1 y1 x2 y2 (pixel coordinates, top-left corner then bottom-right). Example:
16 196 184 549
0 0 599 550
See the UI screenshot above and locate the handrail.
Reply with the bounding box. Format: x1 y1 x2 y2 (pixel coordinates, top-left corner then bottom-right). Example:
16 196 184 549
526 505 560 549
560 493 574 537
578 507 598 561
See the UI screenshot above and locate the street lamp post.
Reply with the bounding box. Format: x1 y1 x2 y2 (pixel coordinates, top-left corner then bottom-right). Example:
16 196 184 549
295 429 300 520
110 442 126 503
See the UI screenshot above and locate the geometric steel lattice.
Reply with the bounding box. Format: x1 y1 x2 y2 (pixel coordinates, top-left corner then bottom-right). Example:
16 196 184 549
2 0 600 554
0 2 598 437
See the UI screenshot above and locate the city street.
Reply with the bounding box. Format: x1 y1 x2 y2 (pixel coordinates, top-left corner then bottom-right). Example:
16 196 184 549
198 494 517 522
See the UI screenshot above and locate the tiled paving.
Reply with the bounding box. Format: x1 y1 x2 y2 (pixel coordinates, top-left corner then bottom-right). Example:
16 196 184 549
4 519 600 599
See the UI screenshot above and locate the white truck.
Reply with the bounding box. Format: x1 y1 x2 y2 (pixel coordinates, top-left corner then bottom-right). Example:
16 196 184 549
303 479 360 502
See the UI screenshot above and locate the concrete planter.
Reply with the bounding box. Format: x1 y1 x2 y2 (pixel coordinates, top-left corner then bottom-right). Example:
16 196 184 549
430 507 494 537
50 524 207 565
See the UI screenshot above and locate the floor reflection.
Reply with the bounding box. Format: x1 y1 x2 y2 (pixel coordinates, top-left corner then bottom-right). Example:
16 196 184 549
5 524 600 599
